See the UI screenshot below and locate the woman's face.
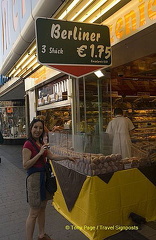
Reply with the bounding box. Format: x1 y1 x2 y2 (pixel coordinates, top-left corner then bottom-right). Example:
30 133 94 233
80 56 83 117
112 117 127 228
31 121 43 140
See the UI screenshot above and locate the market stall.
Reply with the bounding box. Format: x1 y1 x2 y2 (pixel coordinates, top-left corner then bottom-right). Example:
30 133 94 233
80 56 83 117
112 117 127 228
52 161 156 240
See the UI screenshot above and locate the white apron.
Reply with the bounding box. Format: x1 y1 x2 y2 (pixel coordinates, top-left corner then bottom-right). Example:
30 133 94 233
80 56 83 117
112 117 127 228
106 116 134 159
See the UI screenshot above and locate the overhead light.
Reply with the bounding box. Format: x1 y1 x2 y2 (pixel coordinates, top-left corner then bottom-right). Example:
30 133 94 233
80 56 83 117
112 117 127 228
8 68 16 77
89 0 121 23
28 44 36 55
26 58 38 69
94 70 104 78
21 63 40 78
22 54 36 69
70 0 94 21
78 0 107 22
15 54 29 69
58 0 81 20
14 68 23 77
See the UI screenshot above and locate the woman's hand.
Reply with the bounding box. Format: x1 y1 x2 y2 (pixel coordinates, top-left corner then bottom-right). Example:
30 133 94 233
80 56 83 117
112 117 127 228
67 156 78 163
39 144 50 155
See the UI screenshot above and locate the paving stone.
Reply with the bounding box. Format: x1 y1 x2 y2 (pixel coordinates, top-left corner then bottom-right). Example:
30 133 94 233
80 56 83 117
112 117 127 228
0 145 88 240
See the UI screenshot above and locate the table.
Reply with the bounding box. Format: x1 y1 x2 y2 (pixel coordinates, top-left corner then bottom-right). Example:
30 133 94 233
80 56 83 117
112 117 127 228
52 162 156 240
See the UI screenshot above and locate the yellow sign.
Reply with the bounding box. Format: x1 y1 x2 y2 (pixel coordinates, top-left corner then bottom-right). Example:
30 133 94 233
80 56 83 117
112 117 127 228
103 0 156 45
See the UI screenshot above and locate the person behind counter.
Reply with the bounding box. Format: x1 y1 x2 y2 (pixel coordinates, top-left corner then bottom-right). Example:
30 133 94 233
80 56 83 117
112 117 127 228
22 118 76 240
106 108 135 159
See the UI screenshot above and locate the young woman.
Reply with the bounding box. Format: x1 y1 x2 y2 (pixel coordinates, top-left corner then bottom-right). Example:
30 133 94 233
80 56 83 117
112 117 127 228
22 118 75 240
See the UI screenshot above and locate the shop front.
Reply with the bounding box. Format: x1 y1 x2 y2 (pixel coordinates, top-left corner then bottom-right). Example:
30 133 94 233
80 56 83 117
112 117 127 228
48 73 156 240
0 101 26 144
0 79 26 144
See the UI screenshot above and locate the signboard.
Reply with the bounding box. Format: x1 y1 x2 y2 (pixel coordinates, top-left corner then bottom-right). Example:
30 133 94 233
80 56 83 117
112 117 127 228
35 18 111 68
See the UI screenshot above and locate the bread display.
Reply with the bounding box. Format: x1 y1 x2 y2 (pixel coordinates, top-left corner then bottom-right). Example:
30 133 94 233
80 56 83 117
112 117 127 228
50 144 154 176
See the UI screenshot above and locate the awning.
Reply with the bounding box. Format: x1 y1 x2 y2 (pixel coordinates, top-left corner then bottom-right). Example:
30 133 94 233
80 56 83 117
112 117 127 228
0 82 25 101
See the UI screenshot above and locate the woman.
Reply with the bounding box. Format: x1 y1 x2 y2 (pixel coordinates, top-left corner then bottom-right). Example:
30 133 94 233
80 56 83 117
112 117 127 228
22 118 75 240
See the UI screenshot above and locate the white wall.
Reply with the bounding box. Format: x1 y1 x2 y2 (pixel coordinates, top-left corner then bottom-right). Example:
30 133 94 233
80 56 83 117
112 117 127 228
28 90 36 122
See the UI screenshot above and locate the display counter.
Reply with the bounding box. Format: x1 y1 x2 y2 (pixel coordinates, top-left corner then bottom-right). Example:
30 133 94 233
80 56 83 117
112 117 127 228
52 162 156 240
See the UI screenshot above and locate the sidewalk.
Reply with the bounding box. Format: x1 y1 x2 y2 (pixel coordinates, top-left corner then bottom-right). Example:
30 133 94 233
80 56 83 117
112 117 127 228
0 144 156 240
0 145 88 240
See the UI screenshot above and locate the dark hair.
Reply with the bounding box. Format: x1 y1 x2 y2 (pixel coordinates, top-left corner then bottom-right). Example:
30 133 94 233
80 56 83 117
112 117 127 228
114 108 123 116
28 118 45 143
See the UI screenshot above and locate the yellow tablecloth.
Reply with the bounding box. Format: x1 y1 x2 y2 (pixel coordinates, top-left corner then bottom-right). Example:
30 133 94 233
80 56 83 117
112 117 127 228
52 164 156 240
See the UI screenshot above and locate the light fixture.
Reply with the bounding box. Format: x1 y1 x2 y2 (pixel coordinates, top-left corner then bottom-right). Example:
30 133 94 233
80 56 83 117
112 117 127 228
70 0 94 21
21 62 40 78
22 54 36 69
26 58 37 69
28 44 36 55
14 67 23 77
15 54 29 70
94 70 104 78
89 0 121 23
78 0 107 22
8 68 16 77
58 0 81 20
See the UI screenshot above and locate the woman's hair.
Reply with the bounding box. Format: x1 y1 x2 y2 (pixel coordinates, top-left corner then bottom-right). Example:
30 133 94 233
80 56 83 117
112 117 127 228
114 108 123 116
28 118 45 143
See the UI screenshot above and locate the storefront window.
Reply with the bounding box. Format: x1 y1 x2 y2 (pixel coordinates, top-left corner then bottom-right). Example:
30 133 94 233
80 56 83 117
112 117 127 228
0 101 26 138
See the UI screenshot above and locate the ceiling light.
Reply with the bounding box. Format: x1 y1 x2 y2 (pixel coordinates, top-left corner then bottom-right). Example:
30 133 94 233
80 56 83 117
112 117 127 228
14 68 23 77
28 44 36 55
94 70 104 78
8 68 16 77
15 54 29 69
70 0 94 21
79 0 107 22
89 0 121 23
21 63 40 78
58 0 81 20
22 55 36 69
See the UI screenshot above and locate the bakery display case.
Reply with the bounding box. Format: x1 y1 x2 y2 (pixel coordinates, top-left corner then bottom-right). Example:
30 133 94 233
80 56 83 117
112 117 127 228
46 77 156 169
38 106 72 131
112 98 156 161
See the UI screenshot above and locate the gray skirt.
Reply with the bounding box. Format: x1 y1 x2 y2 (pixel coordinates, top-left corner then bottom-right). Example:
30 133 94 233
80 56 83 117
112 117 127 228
26 172 53 208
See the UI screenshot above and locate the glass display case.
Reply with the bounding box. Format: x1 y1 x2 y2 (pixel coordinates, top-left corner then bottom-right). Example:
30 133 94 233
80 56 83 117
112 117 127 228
0 101 26 139
48 77 156 168
73 76 112 155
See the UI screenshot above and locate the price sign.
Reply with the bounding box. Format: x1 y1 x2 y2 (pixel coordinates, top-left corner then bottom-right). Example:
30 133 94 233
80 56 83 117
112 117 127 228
35 18 111 66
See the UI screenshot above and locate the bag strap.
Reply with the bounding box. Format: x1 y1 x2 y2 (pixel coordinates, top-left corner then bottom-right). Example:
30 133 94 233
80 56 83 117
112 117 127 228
28 138 40 153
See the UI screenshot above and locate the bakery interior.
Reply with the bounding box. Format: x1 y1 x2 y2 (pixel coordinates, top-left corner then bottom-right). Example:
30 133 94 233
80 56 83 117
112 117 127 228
38 52 156 172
